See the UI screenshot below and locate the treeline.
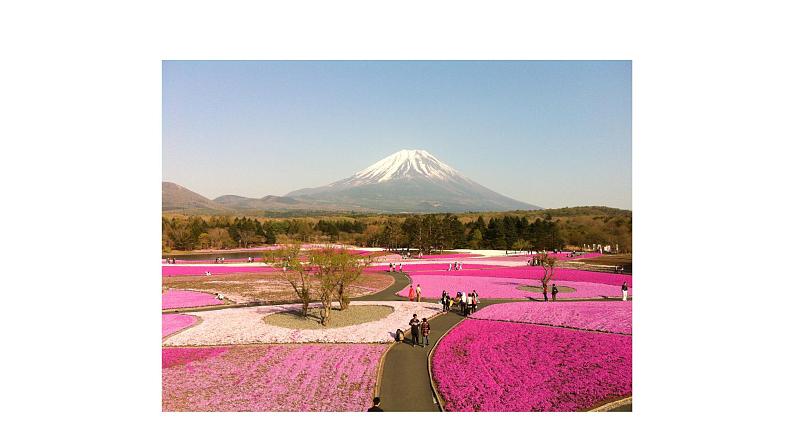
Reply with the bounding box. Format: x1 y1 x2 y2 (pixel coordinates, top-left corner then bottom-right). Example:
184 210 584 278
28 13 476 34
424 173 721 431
162 208 631 253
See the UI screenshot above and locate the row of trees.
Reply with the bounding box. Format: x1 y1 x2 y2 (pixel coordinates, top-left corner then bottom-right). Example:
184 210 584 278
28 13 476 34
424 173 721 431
163 210 631 253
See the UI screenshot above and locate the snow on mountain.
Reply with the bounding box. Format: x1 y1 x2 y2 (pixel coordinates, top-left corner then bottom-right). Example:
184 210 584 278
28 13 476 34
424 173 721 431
344 149 461 185
286 149 540 212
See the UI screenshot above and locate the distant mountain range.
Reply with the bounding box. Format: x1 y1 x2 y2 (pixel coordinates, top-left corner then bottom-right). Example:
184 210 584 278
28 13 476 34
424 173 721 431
163 149 540 214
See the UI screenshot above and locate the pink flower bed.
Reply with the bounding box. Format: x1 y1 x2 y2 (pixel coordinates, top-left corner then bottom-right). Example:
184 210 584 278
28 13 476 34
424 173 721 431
432 319 632 411
162 265 278 276
365 263 496 273
163 344 387 411
419 253 482 260
472 301 632 334
418 266 631 287
162 314 199 337
398 275 630 299
162 257 264 264
163 301 442 346
162 289 222 309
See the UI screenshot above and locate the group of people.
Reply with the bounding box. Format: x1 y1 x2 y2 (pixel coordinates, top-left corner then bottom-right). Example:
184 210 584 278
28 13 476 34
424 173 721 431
164 257 177 264
447 261 463 271
395 313 431 347
388 262 403 272
439 289 478 316
214 257 226 263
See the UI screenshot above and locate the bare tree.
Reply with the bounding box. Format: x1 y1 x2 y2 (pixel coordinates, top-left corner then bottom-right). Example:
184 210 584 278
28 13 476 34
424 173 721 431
312 247 372 325
535 252 557 300
263 242 313 316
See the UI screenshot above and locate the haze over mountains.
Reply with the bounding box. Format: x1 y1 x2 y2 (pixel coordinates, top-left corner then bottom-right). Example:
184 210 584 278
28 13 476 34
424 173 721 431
163 149 540 214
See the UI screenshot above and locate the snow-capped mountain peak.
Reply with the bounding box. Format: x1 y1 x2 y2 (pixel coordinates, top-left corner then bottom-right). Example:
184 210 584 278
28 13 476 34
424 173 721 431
285 148 539 212
346 149 462 185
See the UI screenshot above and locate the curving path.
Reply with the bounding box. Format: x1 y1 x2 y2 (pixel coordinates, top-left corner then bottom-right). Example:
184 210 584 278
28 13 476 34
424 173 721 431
361 284 632 412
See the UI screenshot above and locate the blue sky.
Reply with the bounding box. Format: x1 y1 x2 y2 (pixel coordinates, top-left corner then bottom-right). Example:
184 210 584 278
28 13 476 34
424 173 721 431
163 61 631 209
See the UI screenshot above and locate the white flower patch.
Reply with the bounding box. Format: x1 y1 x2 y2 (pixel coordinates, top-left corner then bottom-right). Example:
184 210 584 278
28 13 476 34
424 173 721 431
163 301 442 346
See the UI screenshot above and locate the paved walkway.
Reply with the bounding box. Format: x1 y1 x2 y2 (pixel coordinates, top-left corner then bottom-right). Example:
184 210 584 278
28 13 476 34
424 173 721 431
355 278 632 412
356 278 510 412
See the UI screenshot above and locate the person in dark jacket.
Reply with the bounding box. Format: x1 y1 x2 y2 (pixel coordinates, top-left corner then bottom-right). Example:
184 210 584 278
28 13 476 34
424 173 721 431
409 314 421 347
420 318 430 347
552 284 558 301
543 283 549 302
367 397 384 412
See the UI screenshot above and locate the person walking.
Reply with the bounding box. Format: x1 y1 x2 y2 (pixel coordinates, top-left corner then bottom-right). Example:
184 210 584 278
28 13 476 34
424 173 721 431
543 283 548 302
399 263 403 272
470 291 478 313
409 314 421 347
622 281 629 301
552 284 559 302
367 397 384 412
416 284 422 303
408 285 415 301
420 318 430 347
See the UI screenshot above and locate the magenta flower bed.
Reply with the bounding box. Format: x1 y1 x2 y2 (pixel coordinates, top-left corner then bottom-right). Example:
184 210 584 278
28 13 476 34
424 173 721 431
432 319 632 411
472 301 632 334
419 266 631 287
162 257 264 264
162 314 199 337
419 253 482 259
162 265 277 276
365 263 496 273
162 289 221 309
162 344 387 411
398 275 630 299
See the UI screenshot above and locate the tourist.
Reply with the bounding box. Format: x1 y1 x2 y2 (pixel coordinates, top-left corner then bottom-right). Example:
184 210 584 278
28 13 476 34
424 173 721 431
367 397 384 412
389 262 393 272
448 263 452 271
399 263 403 272
416 284 422 303
205 271 212 276
622 282 629 301
543 283 548 301
420 318 430 347
395 328 404 342
470 292 478 313
409 314 421 347
459 262 463 270
408 285 415 301
552 284 559 301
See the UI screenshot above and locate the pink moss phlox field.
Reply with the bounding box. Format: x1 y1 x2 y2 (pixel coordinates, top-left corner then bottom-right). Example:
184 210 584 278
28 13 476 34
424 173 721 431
418 266 631 287
472 301 632 334
162 344 387 411
432 319 632 411
162 257 264 264
162 289 222 309
162 314 200 337
397 276 630 299
419 253 482 260
162 265 278 276
163 301 441 346
163 347 228 368
365 263 496 273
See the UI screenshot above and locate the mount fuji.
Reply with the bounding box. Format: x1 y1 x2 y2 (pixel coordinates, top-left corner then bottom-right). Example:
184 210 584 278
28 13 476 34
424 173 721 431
285 149 539 212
